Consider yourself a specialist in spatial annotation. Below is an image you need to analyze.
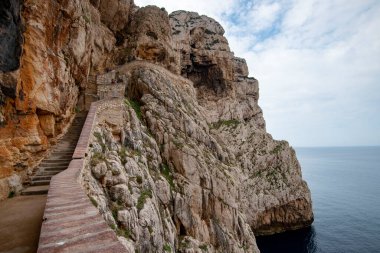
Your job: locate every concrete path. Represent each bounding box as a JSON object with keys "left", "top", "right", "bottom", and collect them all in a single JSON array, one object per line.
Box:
[
  {"left": 0, "top": 113, "right": 87, "bottom": 253},
  {"left": 0, "top": 195, "right": 47, "bottom": 253}
]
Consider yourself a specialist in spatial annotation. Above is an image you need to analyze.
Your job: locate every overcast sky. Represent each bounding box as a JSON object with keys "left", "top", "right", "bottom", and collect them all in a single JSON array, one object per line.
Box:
[{"left": 135, "top": 0, "right": 380, "bottom": 147}]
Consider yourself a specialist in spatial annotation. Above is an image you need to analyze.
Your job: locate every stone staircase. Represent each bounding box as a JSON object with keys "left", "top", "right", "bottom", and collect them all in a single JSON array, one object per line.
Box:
[{"left": 21, "top": 113, "right": 87, "bottom": 196}]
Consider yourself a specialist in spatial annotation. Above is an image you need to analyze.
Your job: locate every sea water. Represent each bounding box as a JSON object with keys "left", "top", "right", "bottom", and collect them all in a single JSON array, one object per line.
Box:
[{"left": 256, "top": 146, "right": 380, "bottom": 253}]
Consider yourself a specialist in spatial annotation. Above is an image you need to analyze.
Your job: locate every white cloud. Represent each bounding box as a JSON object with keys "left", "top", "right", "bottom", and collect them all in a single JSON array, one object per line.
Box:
[
  {"left": 134, "top": 0, "right": 380, "bottom": 146},
  {"left": 248, "top": 2, "right": 281, "bottom": 31}
]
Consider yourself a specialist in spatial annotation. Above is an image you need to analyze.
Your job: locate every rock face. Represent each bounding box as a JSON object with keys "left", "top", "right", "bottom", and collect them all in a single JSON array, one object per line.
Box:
[
  {"left": 0, "top": 0, "right": 134, "bottom": 199},
  {"left": 0, "top": 0, "right": 22, "bottom": 72},
  {"left": 83, "top": 59, "right": 313, "bottom": 252},
  {"left": 0, "top": 0, "right": 313, "bottom": 252}
]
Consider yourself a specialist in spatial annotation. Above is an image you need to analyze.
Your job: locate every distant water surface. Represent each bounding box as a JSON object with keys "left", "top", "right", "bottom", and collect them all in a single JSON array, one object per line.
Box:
[{"left": 256, "top": 146, "right": 380, "bottom": 253}]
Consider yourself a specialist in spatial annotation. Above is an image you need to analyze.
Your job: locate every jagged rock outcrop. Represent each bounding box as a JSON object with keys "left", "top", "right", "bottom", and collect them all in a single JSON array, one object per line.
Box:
[
  {"left": 84, "top": 57, "right": 313, "bottom": 252},
  {"left": 170, "top": 11, "right": 264, "bottom": 127},
  {"left": 0, "top": 1, "right": 313, "bottom": 252},
  {"left": 119, "top": 6, "right": 180, "bottom": 74}
]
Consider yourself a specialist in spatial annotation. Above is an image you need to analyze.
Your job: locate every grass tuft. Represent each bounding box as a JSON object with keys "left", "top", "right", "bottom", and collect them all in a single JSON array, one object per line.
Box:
[
  {"left": 161, "top": 163, "right": 174, "bottom": 189},
  {"left": 125, "top": 98, "right": 143, "bottom": 120},
  {"left": 89, "top": 196, "right": 98, "bottom": 207},
  {"left": 199, "top": 244, "right": 208, "bottom": 252},
  {"left": 90, "top": 152, "right": 106, "bottom": 167},
  {"left": 163, "top": 244, "right": 171, "bottom": 252},
  {"left": 136, "top": 188, "right": 152, "bottom": 212},
  {"left": 211, "top": 119, "right": 240, "bottom": 129}
]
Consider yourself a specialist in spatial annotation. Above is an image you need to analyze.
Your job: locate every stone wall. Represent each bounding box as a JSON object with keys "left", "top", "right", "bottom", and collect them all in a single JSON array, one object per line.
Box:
[{"left": 98, "top": 84, "right": 126, "bottom": 100}]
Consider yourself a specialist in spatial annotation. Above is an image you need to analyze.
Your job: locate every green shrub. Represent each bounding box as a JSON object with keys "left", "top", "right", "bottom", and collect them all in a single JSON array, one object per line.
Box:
[
  {"left": 125, "top": 98, "right": 143, "bottom": 120},
  {"left": 83, "top": 15, "right": 91, "bottom": 23},
  {"left": 270, "top": 143, "right": 283, "bottom": 155},
  {"left": 89, "top": 196, "right": 98, "bottom": 207},
  {"left": 118, "top": 146, "right": 127, "bottom": 163},
  {"left": 116, "top": 228, "right": 131, "bottom": 239},
  {"left": 137, "top": 189, "right": 152, "bottom": 212},
  {"left": 90, "top": 152, "right": 106, "bottom": 166},
  {"left": 161, "top": 163, "right": 174, "bottom": 189},
  {"left": 199, "top": 244, "right": 208, "bottom": 252},
  {"left": 163, "top": 244, "right": 171, "bottom": 252},
  {"left": 211, "top": 119, "right": 240, "bottom": 129},
  {"left": 93, "top": 132, "right": 106, "bottom": 151},
  {"left": 110, "top": 201, "right": 124, "bottom": 221}
]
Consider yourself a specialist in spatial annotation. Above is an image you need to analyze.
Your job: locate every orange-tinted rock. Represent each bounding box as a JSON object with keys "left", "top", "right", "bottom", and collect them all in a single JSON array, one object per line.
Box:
[
  {"left": 0, "top": 0, "right": 125, "bottom": 200},
  {"left": 38, "top": 114, "right": 55, "bottom": 137}
]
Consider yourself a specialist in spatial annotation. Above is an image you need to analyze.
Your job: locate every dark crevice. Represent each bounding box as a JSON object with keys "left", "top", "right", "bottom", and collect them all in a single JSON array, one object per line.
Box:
[{"left": 0, "top": 0, "right": 23, "bottom": 72}]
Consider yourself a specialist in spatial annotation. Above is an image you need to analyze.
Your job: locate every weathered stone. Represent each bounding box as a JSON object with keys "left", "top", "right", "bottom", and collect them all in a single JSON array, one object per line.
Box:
[
  {"left": 38, "top": 114, "right": 55, "bottom": 137},
  {"left": 110, "top": 184, "right": 133, "bottom": 206},
  {"left": 0, "top": 0, "right": 121, "bottom": 199},
  {"left": 91, "top": 161, "right": 108, "bottom": 179},
  {"left": 123, "top": 6, "right": 180, "bottom": 73}
]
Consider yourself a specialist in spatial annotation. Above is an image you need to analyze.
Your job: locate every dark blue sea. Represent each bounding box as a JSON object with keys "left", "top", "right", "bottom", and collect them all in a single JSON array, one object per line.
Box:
[{"left": 256, "top": 146, "right": 380, "bottom": 253}]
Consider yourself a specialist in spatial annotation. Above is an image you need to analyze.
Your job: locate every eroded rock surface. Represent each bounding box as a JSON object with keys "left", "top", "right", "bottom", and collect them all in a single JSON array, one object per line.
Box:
[
  {"left": 0, "top": 0, "right": 132, "bottom": 199},
  {"left": 83, "top": 59, "right": 312, "bottom": 252},
  {"left": 1, "top": 1, "right": 313, "bottom": 252}
]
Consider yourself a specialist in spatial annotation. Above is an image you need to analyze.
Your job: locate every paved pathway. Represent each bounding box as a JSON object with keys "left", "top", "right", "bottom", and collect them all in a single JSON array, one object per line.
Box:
[
  {"left": 0, "top": 195, "right": 46, "bottom": 253},
  {"left": 0, "top": 113, "right": 86, "bottom": 252}
]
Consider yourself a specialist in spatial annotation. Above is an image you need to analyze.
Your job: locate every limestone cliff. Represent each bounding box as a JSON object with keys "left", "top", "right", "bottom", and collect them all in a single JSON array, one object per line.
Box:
[
  {"left": 0, "top": 0, "right": 134, "bottom": 199},
  {"left": 0, "top": 1, "right": 313, "bottom": 252}
]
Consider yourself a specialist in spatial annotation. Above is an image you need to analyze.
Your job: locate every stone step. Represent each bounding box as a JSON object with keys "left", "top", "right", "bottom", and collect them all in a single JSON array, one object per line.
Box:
[
  {"left": 49, "top": 154, "right": 73, "bottom": 158},
  {"left": 53, "top": 147, "right": 76, "bottom": 151},
  {"left": 55, "top": 141, "right": 78, "bottom": 144},
  {"left": 60, "top": 136, "right": 80, "bottom": 139},
  {"left": 36, "top": 170, "right": 62, "bottom": 176},
  {"left": 39, "top": 162, "right": 70, "bottom": 168},
  {"left": 42, "top": 168, "right": 67, "bottom": 173},
  {"left": 50, "top": 153, "right": 73, "bottom": 157},
  {"left": 59, "top": 135, "right": 81, "bottom": 139},
  {"left": 39, "top": 164, "right": 68, "bottom": 169},
  {"left": 34, "top": 167, "right": 65, "bottom": 174},
  {"left": 53, "top": 147, "right": 77, "bottom": 150},
  {"left": 50, "top": 150, "right": 75, "bottom": 154},
  {"left": 53, "top": 148, "right": 76, "bottom": 152},
  {"left": 52, "top": 150, "right": 75, "bottom": 155},
  {"left": 23, "top": 113, "right": 87, "bottom": 193},
  {"left": 42, "top": 159, "right": 72, "bottom": 163},
  {"left": 30, "top": 180, "right": 50, "bottom": 186},
  {"left": 31, "top": 175, "right": 53, "bottom": 181},
  {"left": 55, "top": 142, "right": 78, "bottom": 145},
  {"left": 49, "top": 154, "right": 74, "bottom": 158},
  {"left": 21, "top": 185, "right": 49, "bottom": 195}
]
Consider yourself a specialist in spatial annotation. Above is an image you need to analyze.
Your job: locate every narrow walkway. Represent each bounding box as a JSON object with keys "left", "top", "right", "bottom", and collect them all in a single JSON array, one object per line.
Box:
[
  {"left": 22, "top": 114, "right": 87, "bottom": 195},
  {"left": 0, "top": 113, "right": 87, "bottom": 253},
  {"left": 0, "top": 195, "right": 46, "bottom": 253}
]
